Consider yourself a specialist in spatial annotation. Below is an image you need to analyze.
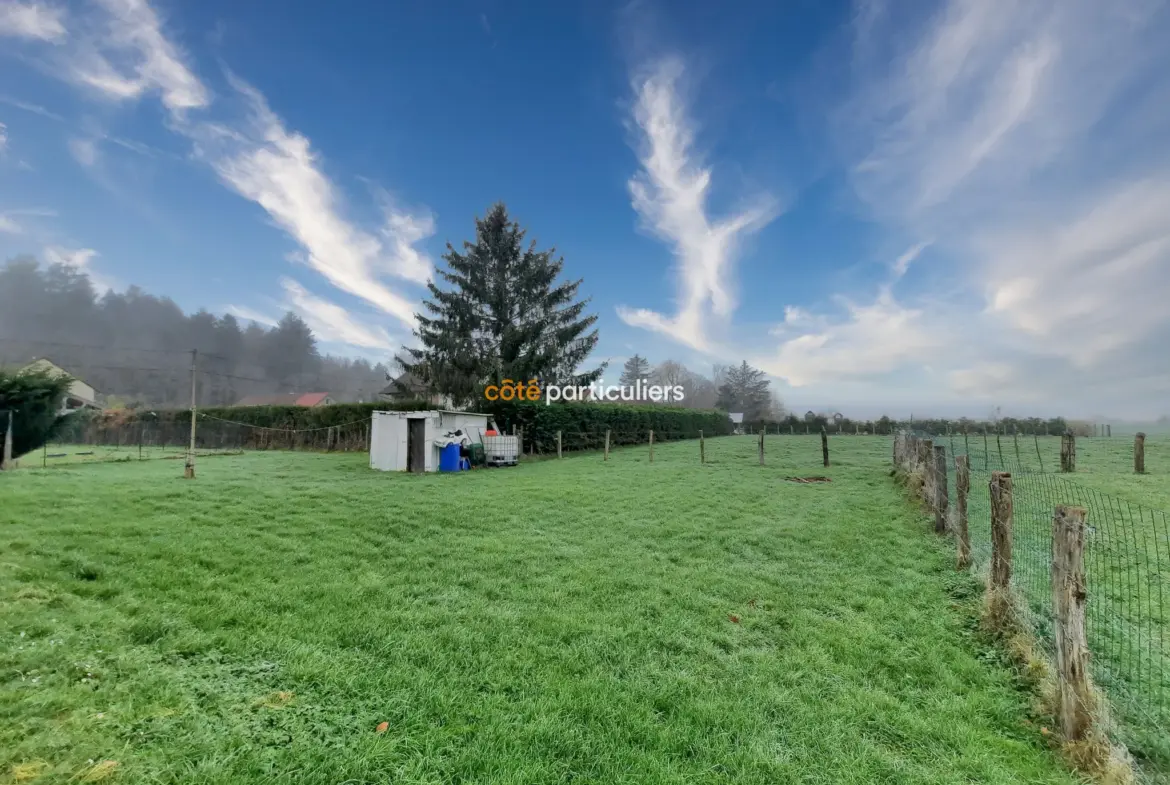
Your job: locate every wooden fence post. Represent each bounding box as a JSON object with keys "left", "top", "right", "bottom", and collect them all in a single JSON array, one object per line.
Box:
[
  {"left": 821, "top": 428, "right": 830, "bottom": 468},
  {"left": 556, "top": 430, "right": 562, "bottom": 459},
  {"left": 933, "top": 445, "right": 948, "bottom": 534},
  {"left": 920, "top": 439, "right": 933, "bottom": 504},
  {"left": 700, "top": 430, "right": 705, "bottom": 464},
  {"left": 988, "top": 472, "right": 1014, "bottom": 628},
  {"left": 604, "top": 429, "right": 610, "bottom": 461},
  {"left": 1106, "top": 424, "right": 1111, "bottom": 438},
  {"left": 1134, "top": 432, "right": 1145, "bottom": 474},
  {"left": 649, "top": 429, "right": 654, "bottom": 463},
  {"left": 955, "top": 456, "right": 971, "bottom": 569},
  {"left": 1052, "top": 505, "right": 1093, "bottom": 743},
  {"left": 1060, "top": 431, "right": 1076, "bottom": 472},
  {"left": 758, "top": 430, "right": 765, "bottom": 466}
]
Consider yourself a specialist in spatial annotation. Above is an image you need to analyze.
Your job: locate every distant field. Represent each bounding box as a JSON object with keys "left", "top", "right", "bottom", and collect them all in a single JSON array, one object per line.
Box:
[
  {"left": 0, "top": 437, "right": 1086, "bottom": 784},
  {"left": 924, "top": 431, "right": 1170, "bottom": 507}
]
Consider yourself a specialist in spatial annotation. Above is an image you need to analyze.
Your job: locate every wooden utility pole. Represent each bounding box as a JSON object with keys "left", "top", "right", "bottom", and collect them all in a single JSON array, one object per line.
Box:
[
  {"left": 821, "top": 428, "right": 829, "bottom": 468},
  {"left": 1052, "top": 505, "right": 1093, "bottom": 743},
  {"left": 933, "top": 445, "right": 948, "bottom": 534},
  {"left": 1134, "top": 432, "right": 1146, "bottom": 474},
  {"left": 955, "top": 456, "right": 971, "bottom": 569},
  {"left": 604, "top": 429, "right": 610, "bottom": 461},
  {"left": 184, "top": 349, "right": 198, "bottom": 479},
  {"left": 648, "top": 429, "right": 654, "bottom": 463},
  {"left": 556, "top": 430, "right": 562, "bottom": 459},
  {"left": 758, "top": 430, "right": 765, "bottom": 465},
  {"left": 700, "top": 430, "right": 705, "bottom": 463}
]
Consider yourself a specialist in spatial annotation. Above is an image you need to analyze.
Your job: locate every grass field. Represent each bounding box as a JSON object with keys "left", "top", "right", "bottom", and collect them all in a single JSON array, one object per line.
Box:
[
  {"left": 14, "top": 443, "right": 242, "bottom": 469},
  {"left": 1, "top": 436, "right": 1089, "bottom": 784}
]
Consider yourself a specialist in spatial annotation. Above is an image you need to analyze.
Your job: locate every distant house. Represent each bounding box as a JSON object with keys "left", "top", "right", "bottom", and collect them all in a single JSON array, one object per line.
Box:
[
  {"left": 234, "top": 392, "right": 335, "bottom": 407},
  {"left": 379, "top": 371, "right": 452, "bottom": 408},
  {"left": 20, "top": 359, "right": 100, "bottom": 414}
]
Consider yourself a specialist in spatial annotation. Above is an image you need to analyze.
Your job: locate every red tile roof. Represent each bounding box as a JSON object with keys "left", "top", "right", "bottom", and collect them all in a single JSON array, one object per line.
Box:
[
  {"left": 295, "top": 392, "right": 331, "bottom": 407},
  {"left": 235, "top": 393, "right": 331, "bottom": 407}
]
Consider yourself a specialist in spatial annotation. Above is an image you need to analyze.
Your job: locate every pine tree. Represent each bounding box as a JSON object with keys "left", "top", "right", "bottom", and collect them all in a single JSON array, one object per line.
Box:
[
  {"left": 398, "top": 203, "right": 604, "bottom": 405},
  {"left": 619, "top": 354, "right": 651, "bottom": 387},
  {"left": 715, "top": 361, "right": 773, "bottom": 421}
]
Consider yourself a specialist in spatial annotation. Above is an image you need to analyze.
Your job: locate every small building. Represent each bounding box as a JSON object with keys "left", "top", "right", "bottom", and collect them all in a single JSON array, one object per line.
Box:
[
  {"left": 20, "top": 359, "right": 100, "bottom": 414},
  {"left": 235, "top": 392, "right": 335, "bottom": 407},
  {"left": 379, "top": 371, "right": 452, "bottom": 409},
  {"left": 369, "top": 409, "right": 489, "bottom": 473}
]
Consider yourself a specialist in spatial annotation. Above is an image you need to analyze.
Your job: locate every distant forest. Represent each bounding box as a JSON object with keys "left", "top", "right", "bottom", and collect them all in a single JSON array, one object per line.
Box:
[{"left": 0, "top": 257, "right": 394, "bottom": 407}]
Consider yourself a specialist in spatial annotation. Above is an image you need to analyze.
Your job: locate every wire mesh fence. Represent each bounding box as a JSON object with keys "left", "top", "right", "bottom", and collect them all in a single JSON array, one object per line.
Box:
[{"left": 896, "top": 431, "right": 1169, "bottom": 772}]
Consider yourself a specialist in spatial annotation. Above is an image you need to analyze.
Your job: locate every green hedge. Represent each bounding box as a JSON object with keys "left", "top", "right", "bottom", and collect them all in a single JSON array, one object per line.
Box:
[
  {"left": 57, "top": 400, "right": 732, "bottom": 454},
  {"left": 484, "top": 401, "right": 732, "bottom": 454}
]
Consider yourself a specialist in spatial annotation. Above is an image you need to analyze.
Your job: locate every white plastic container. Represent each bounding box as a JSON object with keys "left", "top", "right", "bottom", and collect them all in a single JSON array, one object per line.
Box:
[{"left": 483, "top": 435, "right": 519, "bottom": 466}]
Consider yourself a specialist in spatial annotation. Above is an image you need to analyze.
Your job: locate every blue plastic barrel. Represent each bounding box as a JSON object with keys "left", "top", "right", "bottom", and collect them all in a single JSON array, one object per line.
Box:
[{"left": 439, "top": 443, "right": 462, "bottom": 472}]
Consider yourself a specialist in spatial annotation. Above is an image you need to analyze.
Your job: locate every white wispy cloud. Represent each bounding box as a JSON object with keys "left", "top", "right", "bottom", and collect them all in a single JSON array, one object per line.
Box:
[
  {"left": 759, "top": 288, "right": 945, "bottom": 387},
  {"left": 0, "top": 94, "right": 64, "bottom": 120},
  {"left": 67, "top": 0, "right": 209, "bottom": 115},
  {"left": 0, "top": 213, "right": 22, "bottom": 234},
  {"left": 280, "top": 278, "right": 397, "bottom": 350},
  {"left": 763, "top": 0, "right": 1170, "bottom": 414},
  {"left": 0, "top": 121, "right": 7, "bottom": 153},
  {"left": 191, "top": 73, "right": 432, "bottom": 329},
  {"left": 892, "top": 240, "right": 930, "bottom": 278},
  {"left": 225, "top": 304, "right": 278, "bottom": 327},
  {"left": 617, "top": 57, "right": 778, "bottom": 353},
  {"left": 43, "top": 244, "right": 97, "bottom": 268},
  {"left": 0, "top": 0, "right": 65, "bottom": 41},
  {"left": 6, "top": 0, "right": 432, "bottom": 340},
  {"left": 67, "top": 136, "right": 98, "bottom": 167}
]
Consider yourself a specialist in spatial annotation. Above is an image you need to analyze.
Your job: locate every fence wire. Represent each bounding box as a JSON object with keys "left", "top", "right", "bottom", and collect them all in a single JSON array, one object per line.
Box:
[
  {"left": 897, "top": 431, "right": 1169, "bottom": 771},
  {"left": 28, "top": 416, "right": 748, "bottom": 468}
]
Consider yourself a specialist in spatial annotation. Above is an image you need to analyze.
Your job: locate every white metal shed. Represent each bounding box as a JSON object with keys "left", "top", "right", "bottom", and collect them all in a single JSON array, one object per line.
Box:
[{"left": 369, "top": 409, "right": 490, "bottom": 472}]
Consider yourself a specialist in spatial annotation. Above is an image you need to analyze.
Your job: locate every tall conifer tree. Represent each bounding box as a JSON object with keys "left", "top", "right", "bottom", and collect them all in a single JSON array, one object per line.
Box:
[{"left": 398, "top": 203, "right": 604, "bottom": 405}]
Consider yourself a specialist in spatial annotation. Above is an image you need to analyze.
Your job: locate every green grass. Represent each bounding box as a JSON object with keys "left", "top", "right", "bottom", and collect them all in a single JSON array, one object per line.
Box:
[
  {"left": 1, "top": 437, "right": 1079, "bottom": 784},
  {"left": 15, "top": 444, "right": 241, "bottom": 469}
]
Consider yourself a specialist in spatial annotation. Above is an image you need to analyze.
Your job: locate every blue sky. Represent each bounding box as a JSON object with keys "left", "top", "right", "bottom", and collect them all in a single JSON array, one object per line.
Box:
[{"left": 2, "top": 0, "right": 1169, "bottom": 418}]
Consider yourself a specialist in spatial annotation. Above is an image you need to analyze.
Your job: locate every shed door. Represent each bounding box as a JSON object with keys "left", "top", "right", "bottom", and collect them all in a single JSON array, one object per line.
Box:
[{"left": 407, "top": 418, "right": 426, "bottom": 473}]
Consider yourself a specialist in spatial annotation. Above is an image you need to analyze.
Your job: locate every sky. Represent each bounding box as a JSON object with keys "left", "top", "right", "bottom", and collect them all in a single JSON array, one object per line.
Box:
[{"left": 2, "top": 0, "right": 1169, "bottom": 419}]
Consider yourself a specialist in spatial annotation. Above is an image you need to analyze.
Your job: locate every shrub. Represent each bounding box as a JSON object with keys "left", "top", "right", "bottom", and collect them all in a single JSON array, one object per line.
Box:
[{"left": 0, "top": 367, "right": 75, "bottom": 462}]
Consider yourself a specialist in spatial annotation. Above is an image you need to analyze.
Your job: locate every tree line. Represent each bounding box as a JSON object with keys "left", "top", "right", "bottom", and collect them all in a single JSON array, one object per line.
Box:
[{"left": 0, "top": 258, "right": 392, "bottom": 407}]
